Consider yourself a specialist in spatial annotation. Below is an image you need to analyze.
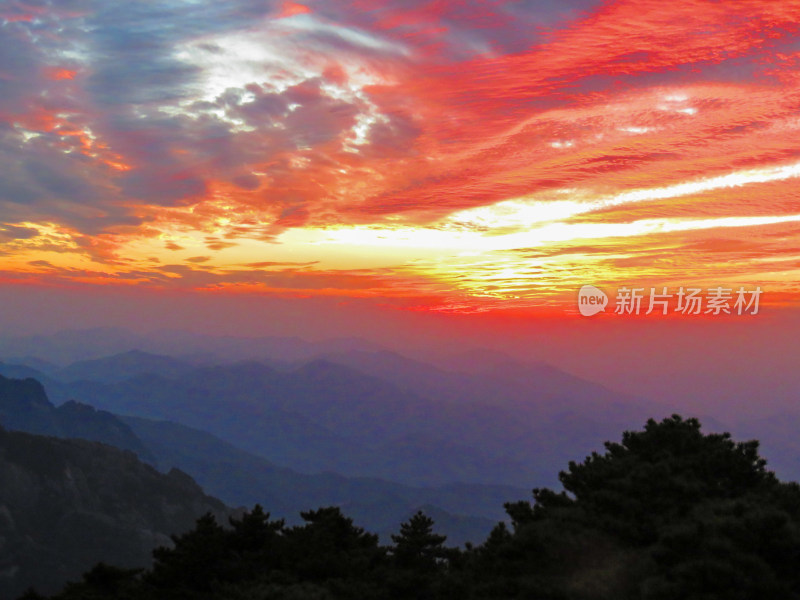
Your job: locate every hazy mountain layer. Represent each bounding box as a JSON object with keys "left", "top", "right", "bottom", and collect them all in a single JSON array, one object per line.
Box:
[
  {"left": 21, "top": 350, "right": 655, "bottom": 488},
  {"left": 0, "top": 372, "right": 522, "bottom": 550}
]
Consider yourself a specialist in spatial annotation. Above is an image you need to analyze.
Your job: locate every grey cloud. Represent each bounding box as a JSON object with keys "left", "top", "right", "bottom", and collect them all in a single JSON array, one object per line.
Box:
[
  {"left": 1, "top": 224, "right": 39, "bottom": 240},
  {"left": 28, "top": 260, "right": 54, "bottom": 268},
  {"left": 82, "top": 1, "right": 256, "bottom": 106},
  {"left": 0, "top": 124, "right": 140, "bottom": 233}
]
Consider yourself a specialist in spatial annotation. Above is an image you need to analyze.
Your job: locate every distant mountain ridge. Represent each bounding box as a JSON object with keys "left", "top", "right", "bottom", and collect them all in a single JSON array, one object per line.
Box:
[
  {"left": 0, "top": 328, "right": 385, "bottom": 367},
  {"left": 1, "top": 347, "right": 659, "bottom": 489},
  {"left": 318, "top": 347, "right": 645, "bottom": 415},
  {"left": 0, "top": 374, "right": 153, "bottom": 462},
  {"left": 65, "top": 361, "right": 538, "bottom": 485},
  {"left": 54, "top": 350, "right": 195, "bottom": 383}
]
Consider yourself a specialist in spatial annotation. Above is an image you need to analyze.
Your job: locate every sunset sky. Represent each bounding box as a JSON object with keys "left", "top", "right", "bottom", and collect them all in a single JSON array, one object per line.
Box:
[{"left": 2, "top": 0, "right": 800, "bottom": 323}]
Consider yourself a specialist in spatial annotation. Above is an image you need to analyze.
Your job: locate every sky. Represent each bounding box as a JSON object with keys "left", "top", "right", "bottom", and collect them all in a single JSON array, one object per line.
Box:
[{"left": 1, "top": 0, "right": 800, "bottom": 334}]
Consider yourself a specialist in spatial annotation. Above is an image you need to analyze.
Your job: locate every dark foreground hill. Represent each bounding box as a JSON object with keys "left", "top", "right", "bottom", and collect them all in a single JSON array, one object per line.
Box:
[{"left": 0, "top": 428, "right": 230, "bottom": 599}]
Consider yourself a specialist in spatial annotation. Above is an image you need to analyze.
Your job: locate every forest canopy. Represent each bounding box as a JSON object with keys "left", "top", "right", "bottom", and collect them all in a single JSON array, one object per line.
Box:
[{"left": 26, "top": 415, "right": 800, "bottom": 600}]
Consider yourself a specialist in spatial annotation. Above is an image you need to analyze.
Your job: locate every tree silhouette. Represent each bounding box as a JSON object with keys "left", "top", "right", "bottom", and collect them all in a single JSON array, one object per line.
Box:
[
  {"left": 467, "top": 415, "right": 800, "bottom": 599},
  {"left": 27, "top": 415, "right": 800, "bottom": 600},
  {"left": 146, "top": 512, "right": 230, "bottom": 597},
  {"left": 387, "top": 511, "right": 451, "bottom": 599},
  {"left": 225, "top": 504, "right": 285, "bottom": 580},
  {"left": 391, "top": 511, "right": 448, "bottom": 571}
]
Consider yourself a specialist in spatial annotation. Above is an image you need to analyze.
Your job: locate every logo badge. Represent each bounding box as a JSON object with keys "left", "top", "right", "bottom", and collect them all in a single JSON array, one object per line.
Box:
[{"left": 578, "top": 285, "right": 608, "bottom": 316}]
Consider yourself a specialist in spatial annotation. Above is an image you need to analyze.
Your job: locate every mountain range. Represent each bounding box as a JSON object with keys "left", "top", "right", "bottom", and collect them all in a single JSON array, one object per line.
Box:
[
  {"left": 0, "top": 372, "right": 518, "bottom": 544},
  {"left": 3, "top": 346, "right": 658, "bottom": 489}
]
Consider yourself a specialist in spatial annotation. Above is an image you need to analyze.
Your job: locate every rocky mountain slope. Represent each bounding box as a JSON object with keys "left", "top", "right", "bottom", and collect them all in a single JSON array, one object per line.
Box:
[{"left": 0, "top": 427, "right": 230, "bottom": 599}]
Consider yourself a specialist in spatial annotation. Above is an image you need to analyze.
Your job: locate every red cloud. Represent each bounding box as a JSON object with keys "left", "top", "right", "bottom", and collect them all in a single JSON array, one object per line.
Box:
[
  {"left": 45, "top": 67, "right": 77, "bottom": 80},
  {"left": 277, "top": 2, "right": 312, "bottom": 18}
]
